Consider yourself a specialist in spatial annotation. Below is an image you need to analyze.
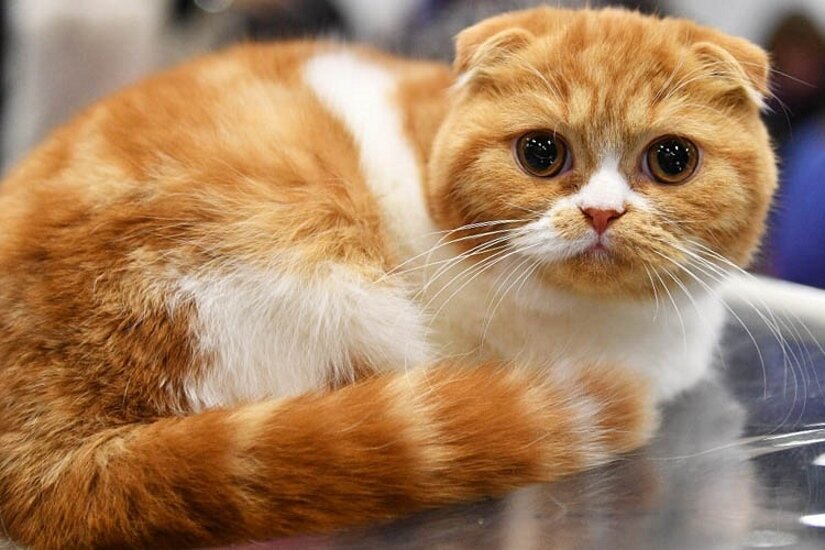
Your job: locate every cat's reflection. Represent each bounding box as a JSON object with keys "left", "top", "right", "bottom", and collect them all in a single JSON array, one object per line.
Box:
[{"left": 323, "top": 379, "right": 755, "bottom": 550}]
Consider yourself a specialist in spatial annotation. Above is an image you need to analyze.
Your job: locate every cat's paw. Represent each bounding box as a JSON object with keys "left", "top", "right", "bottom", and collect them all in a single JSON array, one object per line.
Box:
[
  {"left": 571, "top": 364, "right": 659, "bottom": 457},
  {"left": 506, "top": 362, "right": 657, "bottom": 475}
]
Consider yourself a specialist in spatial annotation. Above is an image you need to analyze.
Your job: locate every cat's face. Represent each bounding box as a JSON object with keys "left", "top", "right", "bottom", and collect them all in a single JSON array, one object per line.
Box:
[{"left": 428, "top": 8, "right": 777, "bottom": 298}]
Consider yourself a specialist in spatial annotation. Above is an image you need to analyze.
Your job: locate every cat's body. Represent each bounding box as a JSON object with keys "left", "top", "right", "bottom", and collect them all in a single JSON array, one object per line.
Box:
[{"left": 0, "top": 8, "right": 775, "bottom": 549}]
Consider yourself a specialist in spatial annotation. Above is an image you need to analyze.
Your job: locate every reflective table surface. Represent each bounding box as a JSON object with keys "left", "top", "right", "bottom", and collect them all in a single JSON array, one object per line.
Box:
[{"left": 252, "top": 311, "right": 825, "bottom": 550}]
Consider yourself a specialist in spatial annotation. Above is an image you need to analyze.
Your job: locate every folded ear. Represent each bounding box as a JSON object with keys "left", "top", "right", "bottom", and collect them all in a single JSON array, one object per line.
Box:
[
  {"left": 453, "top": 8, "right": 566, "bottom": 87},
  {"left": 691, "top": 36, "right": 771, "bottom": 108},
  {"left": 454, "top": 26, "right": 535, "bottom": 76}
]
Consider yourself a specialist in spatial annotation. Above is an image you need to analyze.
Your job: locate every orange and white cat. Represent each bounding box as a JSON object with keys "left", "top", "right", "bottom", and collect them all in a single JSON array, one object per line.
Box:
[{"left": 0, "top": 7, "right": 776, "bottom": 549}]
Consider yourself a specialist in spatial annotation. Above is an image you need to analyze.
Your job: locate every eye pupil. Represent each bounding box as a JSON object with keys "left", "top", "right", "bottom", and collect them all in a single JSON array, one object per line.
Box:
[
  {"left": 646, "top": 136, "right": 699, "bottom": 184},
  {"left": 523, "top": 135, "right": 558, "bottom": 170},
  {"left": 655, "top": 139, "right": 691, "bottom": 175},
  {"left": 516, "top": 132, "right": 568, "bottom": 178}
]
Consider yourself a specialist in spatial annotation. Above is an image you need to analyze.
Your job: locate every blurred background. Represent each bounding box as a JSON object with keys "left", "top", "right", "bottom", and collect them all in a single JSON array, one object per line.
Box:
[{"left": 1, "top": 0, "right": 824, "bottom": 289}]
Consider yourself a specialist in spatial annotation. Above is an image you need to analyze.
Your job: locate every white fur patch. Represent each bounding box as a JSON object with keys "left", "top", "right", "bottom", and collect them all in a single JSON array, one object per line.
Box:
[
  {"left": 494, "top": 273, "right": 727, "bottom": 402},
  {"left": 573, "top": 154, "right": 648, "bottom": 212},
  {"left": 178, "top": 265, "right": 432, "bottom": 411},
  {"left": 304, "top": 51, "right": 434, "bottom": 254},
  {"left": 509, "top": 204, "right": 593, "bottom": 262}
]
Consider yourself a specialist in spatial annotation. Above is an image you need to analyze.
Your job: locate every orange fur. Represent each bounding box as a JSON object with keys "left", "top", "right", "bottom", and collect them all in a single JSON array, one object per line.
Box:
[{"left": 0, "top": 7, "right": 776, "bottom": 548}]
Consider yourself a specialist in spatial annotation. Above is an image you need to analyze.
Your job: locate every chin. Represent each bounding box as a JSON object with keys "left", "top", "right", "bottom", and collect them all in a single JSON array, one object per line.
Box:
[{"left": 533, "top": 249, "right": 660, "bottom": 299}]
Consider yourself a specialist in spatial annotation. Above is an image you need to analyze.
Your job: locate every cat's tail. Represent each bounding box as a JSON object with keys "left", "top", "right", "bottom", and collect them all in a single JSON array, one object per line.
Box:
[{"left": 3, "top": 362, "right": 655, "bottom": 549}]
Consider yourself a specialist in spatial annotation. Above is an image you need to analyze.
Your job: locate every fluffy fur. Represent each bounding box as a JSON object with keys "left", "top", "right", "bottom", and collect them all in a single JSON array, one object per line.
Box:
[{"left": 0, "top": 7, "right": 775, "bottom": 548}]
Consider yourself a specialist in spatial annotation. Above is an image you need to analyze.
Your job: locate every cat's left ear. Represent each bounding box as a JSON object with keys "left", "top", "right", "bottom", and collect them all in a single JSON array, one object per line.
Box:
[
  {"left": 455, "top": 27, "right": 534, "bottom": 75},
  {"left": 691, "top": 36, "right": 771, "bottom": 108},
  {"left": 453, "top": 16, "right": 535, "bottom": 87}
]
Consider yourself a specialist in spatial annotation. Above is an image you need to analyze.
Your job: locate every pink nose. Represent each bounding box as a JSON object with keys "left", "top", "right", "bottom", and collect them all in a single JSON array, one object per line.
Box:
[{"left": 581, "top": 207, "right": 625, "bottom": 235}]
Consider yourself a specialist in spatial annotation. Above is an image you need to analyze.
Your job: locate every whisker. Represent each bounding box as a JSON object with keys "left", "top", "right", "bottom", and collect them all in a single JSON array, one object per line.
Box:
[
  {"left": 424, "top": 243, "right": 542, "bottom": 324},
  {"left": 379, "top": 227, "right": 520, "bottom": 281},
  {"left": 683, "top": 239, "right": 823, "bottom": 411},
  {"left": 418, "top": 243, "right": 517, "bottom": 309},
  {"left": 645, "top": 241, "right": 804, "bottom": 421},
  {"left": 421, "top": 234, "right": 515, "bottom": 294},
  {"left": 504, "top": 201, "right": 547, "bottom": 217},
  {"left": 481, "top": 255, "right": 540, "bottom": 345},
  {"left": 649, "top": 264, "right": 688, "bottom": 352},
  {"left": 646, "top": 242, "right": 772, "bottom": 394},
  {"left": 423, "top": 219, "right": 525, "bottom": 237},
  {"left": 643, "top": 264, "right": 662, "bottom": 321}
]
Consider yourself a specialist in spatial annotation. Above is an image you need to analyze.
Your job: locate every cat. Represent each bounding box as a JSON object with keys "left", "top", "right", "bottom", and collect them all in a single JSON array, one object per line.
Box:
[{"left": 0, "top": 6, "right": 776, "bottom": 549}]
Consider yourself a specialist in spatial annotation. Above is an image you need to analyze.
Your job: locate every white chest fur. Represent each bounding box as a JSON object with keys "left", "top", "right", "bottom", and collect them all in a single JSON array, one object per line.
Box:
[{"left": 443, "top": 268, "right": 725, "bottom": 401}]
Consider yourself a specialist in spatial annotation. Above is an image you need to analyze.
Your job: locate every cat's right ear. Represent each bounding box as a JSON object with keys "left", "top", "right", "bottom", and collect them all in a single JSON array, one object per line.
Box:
[
  {"left": 454, "top": 26, "right": 535, "bottom": 86},
  {"left": 691, "top": 37, "right": 771, "bottom": 109}
]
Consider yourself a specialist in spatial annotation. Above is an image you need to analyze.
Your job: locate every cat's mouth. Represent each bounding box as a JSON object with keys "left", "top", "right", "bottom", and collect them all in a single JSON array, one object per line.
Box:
[
  {"left": 580, "top": 233, "right": 616, "bottom": 259},
  {"left": 585, "top": 241, "right": 609, "bottom": 255},
  {"left": 568, "top": 231, "right": 653, "bottom": 270}
]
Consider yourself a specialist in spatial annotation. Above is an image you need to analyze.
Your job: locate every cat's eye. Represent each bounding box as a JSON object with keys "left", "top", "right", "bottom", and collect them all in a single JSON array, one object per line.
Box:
[
  {"left": 644, "top": 136, "right": 700, "bottom": 184},
  {"left": 515, "top": 131, "right": 569, "bottom": 178}
]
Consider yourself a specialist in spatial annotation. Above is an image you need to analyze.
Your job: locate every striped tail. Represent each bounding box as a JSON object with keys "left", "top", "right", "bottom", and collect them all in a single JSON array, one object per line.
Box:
[{"left": 2, "top": 361, "right": 655, "bottom": 549}]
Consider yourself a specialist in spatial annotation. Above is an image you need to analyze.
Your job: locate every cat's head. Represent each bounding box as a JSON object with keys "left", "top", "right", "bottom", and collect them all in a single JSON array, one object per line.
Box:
[{"left": 428, "top": 8, "right": 777, "bottom": 298}]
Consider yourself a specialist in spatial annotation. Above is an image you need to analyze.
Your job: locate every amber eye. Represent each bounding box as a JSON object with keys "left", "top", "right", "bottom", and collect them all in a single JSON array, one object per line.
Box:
[
  {"left": 515, "top": 131, "right": 568, "bottom": 178},
  {"left": 645, "top": 136, "right": 700, "bottom": 184}
]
